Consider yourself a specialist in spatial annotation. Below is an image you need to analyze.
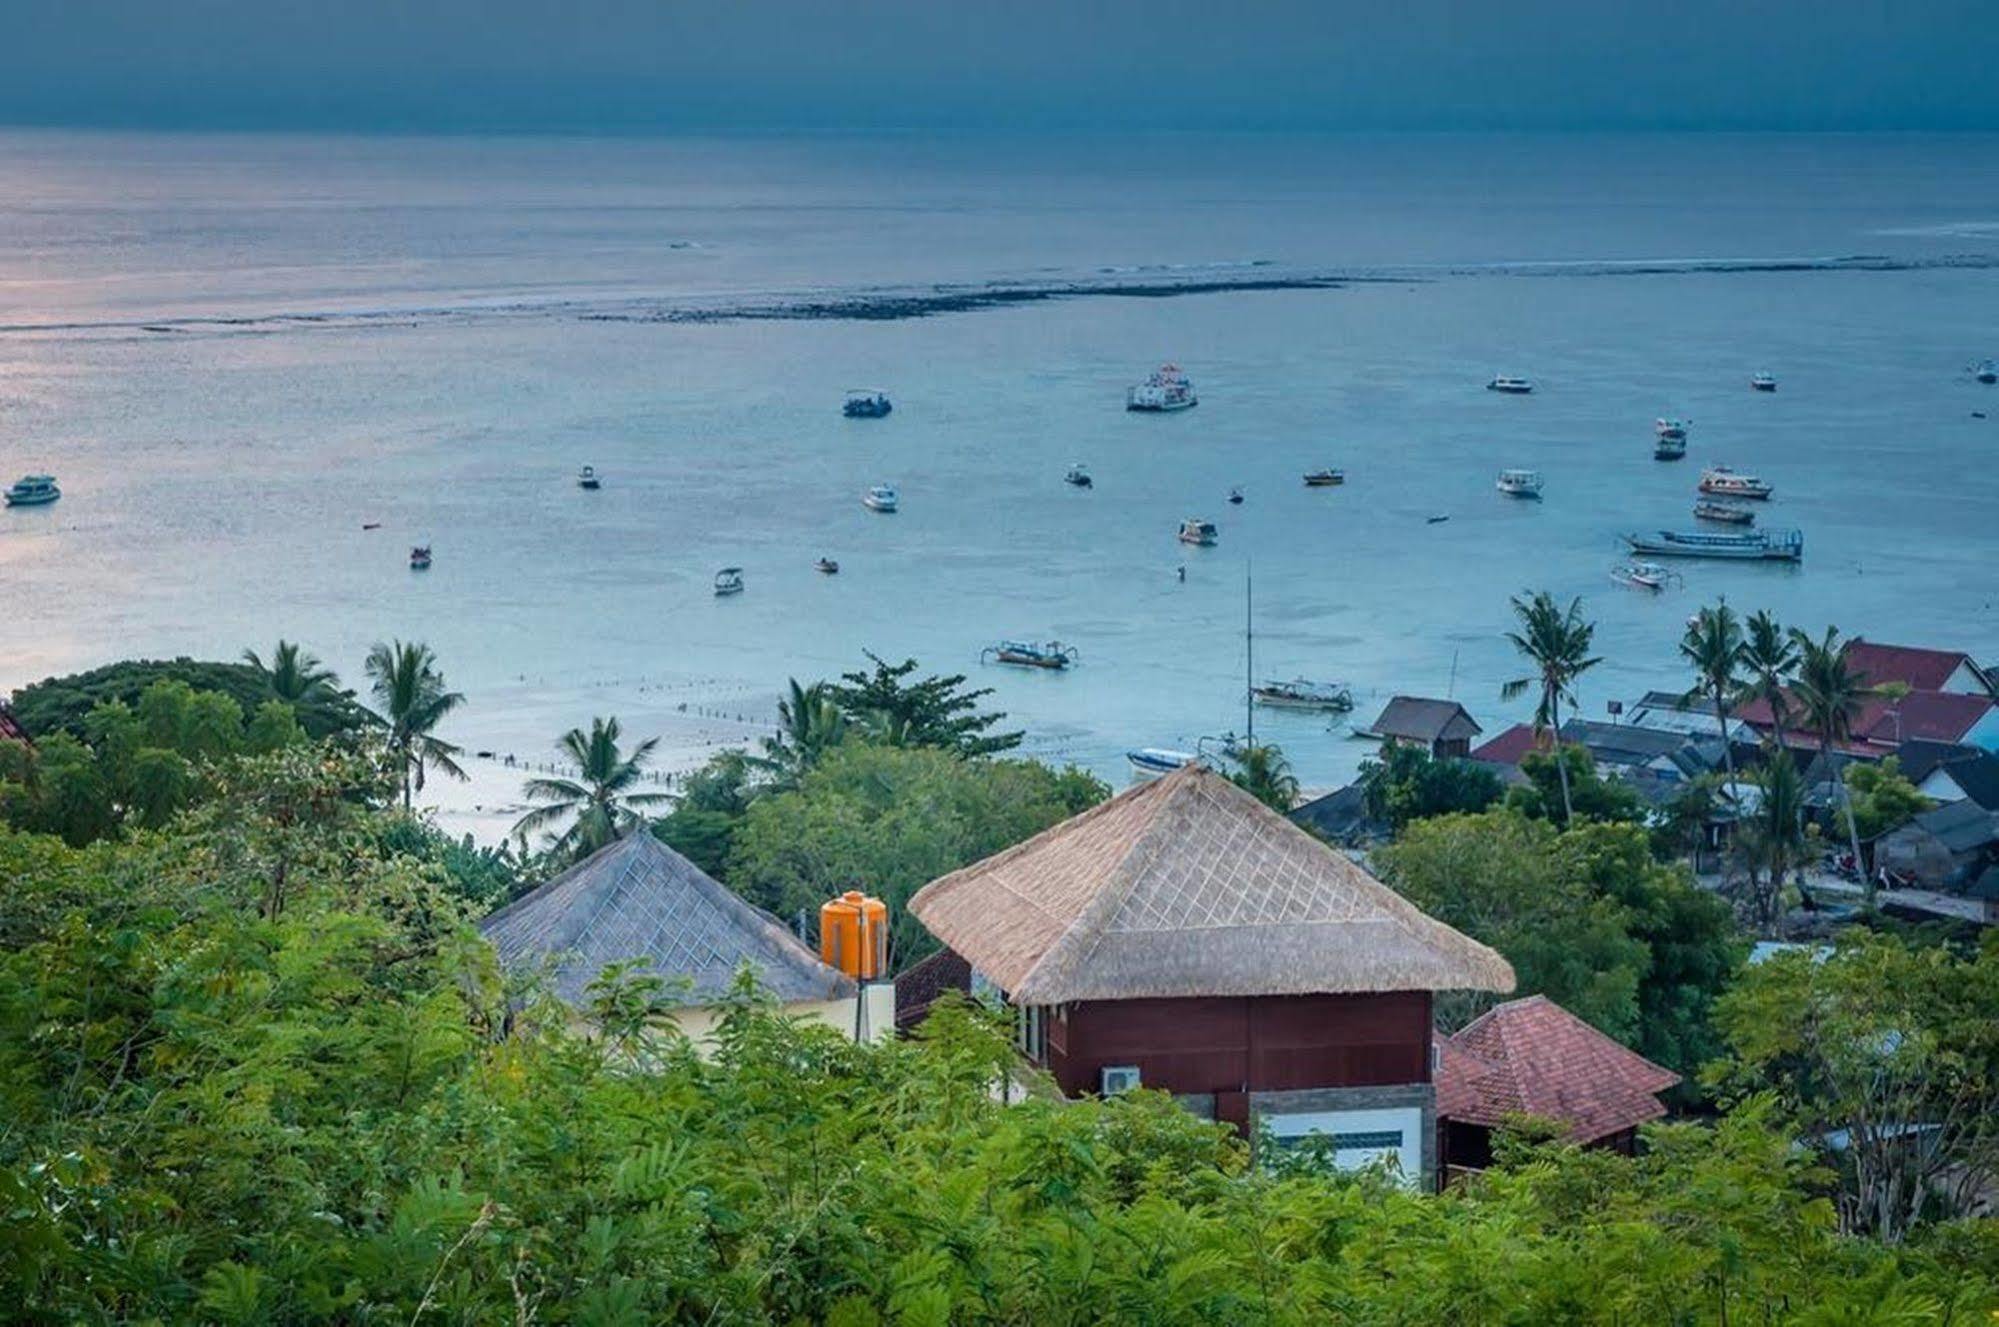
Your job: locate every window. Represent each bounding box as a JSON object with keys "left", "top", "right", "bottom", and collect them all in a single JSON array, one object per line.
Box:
[{"left": 1016, "top": 1004, "right": 1048, "bottom": 1062}]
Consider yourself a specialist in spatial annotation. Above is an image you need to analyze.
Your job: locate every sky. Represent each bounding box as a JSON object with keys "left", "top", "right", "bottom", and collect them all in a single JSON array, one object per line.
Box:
[{"left": 1, "top": 0, "right": 1995, "bottom": 133}]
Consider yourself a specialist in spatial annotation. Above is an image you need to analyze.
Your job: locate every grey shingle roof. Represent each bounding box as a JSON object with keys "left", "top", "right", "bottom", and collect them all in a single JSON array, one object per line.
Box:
[
  {"left": 1363, "top": 696, "right": 1482, "bottom": 745},
  {"left": 1913, "top": 799, "right": 1999, "bottom": 857},
  {"left": 478, "top": 832, "right": 855, "bottom": 1006}
]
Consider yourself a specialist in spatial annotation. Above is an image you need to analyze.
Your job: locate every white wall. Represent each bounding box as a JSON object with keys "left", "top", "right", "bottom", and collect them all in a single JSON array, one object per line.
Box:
[{"left": 1262, "top": 1105, "right": 1425, "bottom": 1185}]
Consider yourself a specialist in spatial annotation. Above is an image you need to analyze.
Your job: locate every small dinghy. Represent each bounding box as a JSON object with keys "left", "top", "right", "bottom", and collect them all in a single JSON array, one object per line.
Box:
[
  {"left": 1487, "top": 375, "right": 1534, "bottom": 394},
  {"left": 1750, "top": 372, "right": 1778, "bottom": 392},
  {"left": 1426, "top": 513, "right": 1451, "bottom": 525},
  {"left": 862, "top": 484, "right": 899, "bottom": 513},
  {"left": 1064, "top": 463, "right": 1093, "bottom": 488},
  {"left": 1227, "top": 487, "right": 1244, "bottom": 505},
  {"left": 1611, "top": 560, "right": 1680, "bottom": 591},
  {"left": 577, "top": 465, "right": 602, "bottom": 490},
  {"left": 409, "top": 545, "right": 433, "bottom": 571},
  {"left": 1126, "top": 747, "right": 1198, "bottom": 780},
  {"left": 814, "top": 557, "right": 840, "bottom": 575},
  {"left": 713, "top": 567, "right": 744, "bottom": 596}
]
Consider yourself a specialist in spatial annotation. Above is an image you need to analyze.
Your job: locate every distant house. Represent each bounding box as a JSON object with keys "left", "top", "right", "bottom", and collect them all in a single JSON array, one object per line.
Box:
[
  {"left": 1287, "top": 782, "right": 1384, "bottom": 845},
  {"left": 892, "top": 946, "right": 973, "bottom": 1033},
  {"left": 1896, "top": 741, "right": 1999, "bottom": 811},
  {"left": 1739, "top": 640, "right": 1999, "bottom": 760},
  {"left": 1434, "top": 995, "right": 1679, "bottom": 1181},
  {"left": 1359, "top": 697, "right": 1483, "bottom": 760},
  {"left": 479, "top": 832, "right": 894, "bottom": 1043},
  {"left": 1468, "top": 723, "right": 1544, "bottom": 768},
  {"left": 909, "top": 763, "right": 1514, "bottom": 1185},
  {"left": 1843, "top": 640, "right": 1994, "bottom": 698},
  {"left": 1875, "top": 800, "right": 1999, "bottom": 890}
]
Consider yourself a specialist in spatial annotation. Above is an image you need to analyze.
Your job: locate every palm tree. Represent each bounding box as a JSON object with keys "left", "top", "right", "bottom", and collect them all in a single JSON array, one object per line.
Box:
[
  {"left": 1738, "top": 753, "right": 1809, "bottom": 931},
  {"left": 756, "top": 679, "right": 848, "bottom": 788},
  {"left": 1788, "top": 626, "right": 1877, "bottom": 907},
  {"left": 1228, "top": 742, "right": 1300, "bottom": 812},
  {"left": 513, "top": 716, "right": 672, "bottom": 859},
  {"left": 362, "top": 640, "right": 467, "bottom": 810},
  {"left": 242, "top": 640, "right": 338, "bottom": 704},
  {"left": 1679, "top": 602, "right": 1744, "bottom": 799},
  {"left": 1737, "top": 610, "right": 1798, "bottom": 740},
  {"left": 1501, "top": 591, "right": 1601, "bottom": 825}
]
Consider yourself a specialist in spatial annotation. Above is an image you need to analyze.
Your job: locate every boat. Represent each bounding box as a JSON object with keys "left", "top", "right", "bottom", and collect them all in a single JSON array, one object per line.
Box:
[
  {"left": 1610, "top": 560, "right": 1679, "bottom": 591},
  {"left": 1496, "top": 468, "right": 1543, "bottom": 498},
  {"left": 1227, "top": 487, "right": 1244, "bottom": 505},
  {"left": 981, "top": 640, "right": 1079, "bottom": 670},
  {"left": 1177, "top": 517, "right": 1218, "bottom": 546},
  {"left": 1655, "top": 418, "right": 1689, "bottom": 441},
  {"left": 844, "top": 389, "right": 893, "bottom": 418},
  {"left": 1698, "top": 466, "right": 1773, "bottom": 499},
  {"left": 1126, "top": 363, "right": 1197, "bottom": 412},
  {"left": 1693, "top": 498, "right": 1756, "bottom": 525},
  {"left": 1252, "top": 678, "right": 1355, "bottom": 712},
  {"left": 1654, "top": 434, "right": 1687, "bottom": 461},
  {"left": 4, "top": 474, "right": 60, "bottom": 507},
  {"left": 862, "top": 484, "right": 899, "bottom": 513},
  {"left": 1126, "top": 747, "right": 1198, "bottom": 780},
  {"left": 409, "top": 545, "right": 432, "bottom": 570},
  {"left": 713, "top": 567, "right": 745, "bottom": 596},
  {"left": 1064, "top": 463, "right": 1093, "bottom": 488},
  {"left": 1302, "top": 469, "right": 1345, "bottom": 487},
  {"left": 1426, "top": 513, "right": 1451, "bottom": 525},
  {"left": 1487, "top": 375, "right": 1534, "bottom": 394},
  {"left": 577, "top": 465, "right": 601, "bottom": 490},
  {"left": 1976, "top": 360, "right": 1998, "bottom": 385},
  {"left": 814, "top": 557, "right": 840, "bottom": 574},
  {"left": 1622, "top": 528, "right": 1803, "bottom": 562},
  {"left": 1750, "top": 372, "right": 1778, "bottom": 392}
]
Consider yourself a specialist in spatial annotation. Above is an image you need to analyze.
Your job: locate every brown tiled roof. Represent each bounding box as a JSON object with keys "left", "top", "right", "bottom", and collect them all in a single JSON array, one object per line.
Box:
[
  {"left": 1845, "top": 640, "right": 1981, "bottom": 693},
  {"left": 908, "top": 763, "right": 1514, "bottom": 1005},
  {"left": 892, "top": 946, "right": 972, "bottom": 1031},
  {"left": 1435, "top": 995, "right": 1678, "bottom": 1144}
]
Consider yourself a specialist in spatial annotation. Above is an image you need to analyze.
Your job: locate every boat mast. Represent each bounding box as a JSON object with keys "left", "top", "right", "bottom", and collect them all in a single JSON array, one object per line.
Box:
[{"left": 1245, "top": 560, "right": 1255, "bottom": 748}]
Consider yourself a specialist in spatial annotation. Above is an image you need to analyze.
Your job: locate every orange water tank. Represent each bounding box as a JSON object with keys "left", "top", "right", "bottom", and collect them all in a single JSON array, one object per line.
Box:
[{"left": 820, "top": 891, "right": 888, "bottom": 980}]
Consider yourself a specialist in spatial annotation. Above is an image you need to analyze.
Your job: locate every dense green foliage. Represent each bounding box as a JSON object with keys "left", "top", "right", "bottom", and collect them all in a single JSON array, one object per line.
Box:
[
  {"left": 8, "top": 655, "right": 368, "bottom": 740},
  {"left": 724, "top": 742, "right": 1106, "bottom": 966},
  {"left": 1357, "top": 744, "right": 1502, "bottom": 830},
  {"left": 514, "top": 715, "right": 671, "bottom": 861},
  {"left": 825, "top": 653, "right": 1023, "bottom": 756},
  {"left": 1376, "top": 810, "right": 1741, "bottom": 1085},
  {"left": 1224, "top": 742, "right": 1299, "bottom": 811},
  {"left": 3, "top": 767, "right": 1994, "bottom": 1322},
  {"left": 1845, "top": 756, "right": 1931, "bottom": 845},
  {"left": 1503, "top": 744, "right": 1646, "bottom": 826}
]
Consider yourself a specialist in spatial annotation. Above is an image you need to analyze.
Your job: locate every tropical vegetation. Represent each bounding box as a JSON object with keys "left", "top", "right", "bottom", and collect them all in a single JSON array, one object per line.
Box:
[
  {"left": 1500, "top": 590, "right": 1601, "bottom": 824},
  {"left": 513, "top": 715, "right": 673, "bottom": 861}
]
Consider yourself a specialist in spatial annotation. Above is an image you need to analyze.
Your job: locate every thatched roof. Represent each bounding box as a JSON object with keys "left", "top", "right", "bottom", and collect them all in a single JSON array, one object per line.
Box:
[
  {"left": 908, "top": 763, "right": 1514, "bottom": 1004},
  {"left": 479, "top": 831, "right": 855, "bottom": 1006}
]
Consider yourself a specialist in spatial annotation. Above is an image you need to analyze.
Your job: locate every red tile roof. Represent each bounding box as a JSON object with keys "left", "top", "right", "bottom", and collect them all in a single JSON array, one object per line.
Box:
[
  {"left": 1435, "top": 995, "right": 1678, "bottom": 1144},
  {"left": 1845, "top": 640, "right": 1979, "bottom": 693},
  {"left": 1740, "top": 690, "right": 1994, "bottom": 756},
  {"left": 892, "top": 946, "right": 972, "bottom": 1031},
  {"left": 1469, "top": 723, "right": 1545, "bottom": 766}
]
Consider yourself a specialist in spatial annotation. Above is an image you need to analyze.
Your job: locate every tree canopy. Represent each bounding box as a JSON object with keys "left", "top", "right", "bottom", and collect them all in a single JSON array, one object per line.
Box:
[{"left": 8, "top": 655, "right": 369, "bottom": 740}]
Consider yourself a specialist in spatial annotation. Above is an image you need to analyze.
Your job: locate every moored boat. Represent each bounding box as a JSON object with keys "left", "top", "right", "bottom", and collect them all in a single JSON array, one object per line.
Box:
[
  {"left": 4, "top": 474, "right": 59, "bottom": 507},
  {"left": 1496, "top": 468, "right": 1543, "bottom": 498},
  {"left": 577, "top": 465, "right": 601, "bottom": 490},
  {"left": 409, "top": 545, "right": 432, "bottom": 570},
  {"left": 713, "top": 567, "right": 745, "bottom": 596},
  {"left": 1623, "top": 528, "right": 1802, "bottom": 562},
  {"left": 1177, "top": 517, "right": 1218, "bottom": 546},
  {"left": 1611, "top": 560, "right": 1679, "bottom": 591},
  {"left": 1126, "top": 363, "right": 1197, "bottom": 412},
  {"left": 1654, "top": 434, "right": 1687, "bottom": 461},
  {"left": 1227, "top": 487, "right": 1244, "bottom": 505},
  {"left": 1252, "top": 678, "right": 1355, "bottom": 712},
  {"left": 1302, "top": 468, "right": 1345, "bottom": 487},
  {"left": 1698, "top": 466, "right": 1773, "bottom": 499},
  {"left": 981, "top": 639, "right": 1079, "bottom": 670},
  {"left": 844, "top": 390, "right": 893, "bottom": 418},
  {"left": 1693, "top": 497, "right": 1756, "bottom": 525},
  {"left": 1487, "top": 375, "right": 1534, "bottom": 394},
  {"left": 814, "top": 557, "right": 840, "bottom": 575},
  {"left": 1976, "top": 360, "right": 1998, "bottom": 385},
  {"left": 1126, "top": 747, "right": 1198, "bottom": 780},
  {"left": 1064, "top": 463, "right": 1092, "bottom": 488},
  {"left": 862, "top": 484, "right": 899, "bottom": 512},
  {"left": 1750, "top": 372, "right": 1778, "bottom": 392},
  {"left": 1655, "top": 418, "right": 1689, "bottom": 441}
]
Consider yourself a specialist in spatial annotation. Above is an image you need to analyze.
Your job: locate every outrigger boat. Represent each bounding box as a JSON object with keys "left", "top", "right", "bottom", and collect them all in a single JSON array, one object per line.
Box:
[
  {"left": 409, "top": 545, "right": 433, "bottom": 571},
  {"left": 713, "top": 567, "right": 745, "bottom": 596},
  {"left": 1623, "top": 528, "right": 1803, "bottom": 562},
  {"left": 1487, "top": 375, "right": 1534, "bottom": 394},
  {"left": 1227, "top": 487, "right": 1244, "bottom": 505},
  {"left": 4, "top": 474, "right": 59, "bottom": 507},
  {"left": 577, "top": 465, "right": 601, "bottom": 490},
  {"left": 1611, "top": 560, "right": 1680, "bottom": 591},
  {"left": 981, "top": 639, "right": 1079, "bottom": 671},
  {"left": 1693, "top": 497, "right": 1756, "bottom": 525},
  {"left": 1975, "top": 360, "right": 1998, "bottom": 385},
  {"left": 1252, "top": 678, "right": 1355, "bottom": 712},
  {"left": 814, "top": 557, "right": 840, "bottom": 574},
  {"left": 1064, "top": 463, "right": 1093, "bottom": 488},
  {"left": 1126, "top": 747, "right": 1198, "bottom": 780},
  {"left": 844, "top": 389, "right": 893, "bottom": 418},
  {"left": 1496, "top": 468, "right": 1543, "bottom": 498},
  {"left": 1302, "top": 468, "right": 1345, "bottom": 487},
  {"left": 1698, "top": 466, "right": 1773, "bottom": 499},
  {"left": 1750, "top": 372, "right": 1778, "bottom": 392},
  {"left": 1126, "top": 363, "right": 1197, "bottom": 412},
  {"left": 862, "top": 484, "right": 899, "bottom": 512},
  {"left": 1177, "top": 517, "right": 1218, "bottom": 546}
]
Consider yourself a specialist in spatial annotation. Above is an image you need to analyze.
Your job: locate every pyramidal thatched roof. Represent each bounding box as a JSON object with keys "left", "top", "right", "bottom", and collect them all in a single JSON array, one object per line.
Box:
[
  {"left": 909, "top": 763, "right": 1514, "bottom": 1005},
  {"left": 479, "top": 832, "right": 854, "bottom": 1006}
]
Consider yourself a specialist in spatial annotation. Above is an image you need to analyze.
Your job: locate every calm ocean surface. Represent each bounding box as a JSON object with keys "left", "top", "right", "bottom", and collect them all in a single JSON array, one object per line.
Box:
[{"left": 3, "top": 130, "right": 1997, "bottom": 803}]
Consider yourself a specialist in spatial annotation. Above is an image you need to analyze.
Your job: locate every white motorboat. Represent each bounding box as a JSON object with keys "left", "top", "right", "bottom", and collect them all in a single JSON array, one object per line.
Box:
[
  {"left": 1126, "top": 363, "right": 1197, "bottom": 411},
  {"left": 862, "top": 484, "right": 899, "bottom": 512},
  {"left": 409, "top": 545, "right": 433, "bottom": 571},
  {"left": 4, "top": 474, "right": 59, "bottom": 507},
  {"left": 713, "top": 567, "right": 745, "bottom": 596},
  {"left": 1655, "top": 418, "right": 1689, "bottom": 441},
  {"left": 1252, "top": 678, "right": 1355, "bottom": 712},
  {"left": 1698, "top": 466, "right": 1773, "bottom": 499},
  {"left": 1126, "top": 747, "right": 1198, "bottom": 780},
  {"left": 1177, "top": 517, "right": 1218, "bottom": 546},
  {"left": 1487, "top": 375, "right": 1534, "bottom": 394},
  {"left": 1750, "top": 372, "right": 1778, "bottom": 392},
  {"left": 1975, "top": 360, "right": 1997, "bottom": 385},
  {"left": 1496, "top": 468, "right": 1543, "bottom": 498},
  {"left": 1611, "top": 560, "right": 1679, "bottom": 591},
  {"left": 577, "top": 465, "right": 602, "bottom": 490}
]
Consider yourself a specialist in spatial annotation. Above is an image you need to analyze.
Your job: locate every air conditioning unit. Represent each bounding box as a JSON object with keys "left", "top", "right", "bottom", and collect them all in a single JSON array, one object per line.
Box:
[{"left": 1100, "top": 1065, "right": 1142, "bottom": 1096}]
